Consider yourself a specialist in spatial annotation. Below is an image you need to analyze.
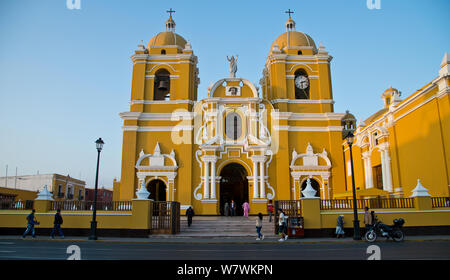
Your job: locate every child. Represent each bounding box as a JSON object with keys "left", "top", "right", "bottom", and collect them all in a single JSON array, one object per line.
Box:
[{"left": 256, "top": 213, "right": 264, "bottom": 240}]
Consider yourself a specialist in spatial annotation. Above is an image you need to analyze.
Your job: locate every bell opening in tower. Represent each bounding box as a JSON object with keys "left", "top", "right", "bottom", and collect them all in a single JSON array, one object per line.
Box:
[{"left": 154, "top": 69, "right": 171, "bottom": 100}]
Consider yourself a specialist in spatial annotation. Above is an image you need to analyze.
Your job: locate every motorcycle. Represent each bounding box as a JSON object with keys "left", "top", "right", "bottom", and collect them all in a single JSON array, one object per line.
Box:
[{"left": 365, "top": 218, "right": 405, "bottom": 242}]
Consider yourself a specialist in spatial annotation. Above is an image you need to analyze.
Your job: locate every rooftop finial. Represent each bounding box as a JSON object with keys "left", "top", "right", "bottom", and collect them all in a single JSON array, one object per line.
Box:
[
  {"left": 165, "top": 8, "right": 176, "bottom": 32},
  {"left": 285, "top": 9, "right": 295, "bottom": 31}
]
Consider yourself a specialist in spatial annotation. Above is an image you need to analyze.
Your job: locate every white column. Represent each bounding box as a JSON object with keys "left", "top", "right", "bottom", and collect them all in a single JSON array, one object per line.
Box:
[
  {"left": 363, "top": 154, "right": 374, "bottom": 189},
  {"left": 380, "top": 150, "right": 388, "bottom": 191},
  {"left": 253, "top": 160, "right": 259, "bottom": 198},
  {"left": 366, "top": 156, "right": 373, "bottom": 189},
  {"left": 384, "top": 150, "right": 393, "bottom": 192},
  {"left": 210, "top": 160, "right": 216, "bottom": 199},
  {"left": 363, "top": 159, "right": 369, "bottom": 188},
  {"left": 259, "top": 161, "right": 265, "bottom": 199},
  {"left": 204, "top": 161, "right": 209, "bottom": 199}
]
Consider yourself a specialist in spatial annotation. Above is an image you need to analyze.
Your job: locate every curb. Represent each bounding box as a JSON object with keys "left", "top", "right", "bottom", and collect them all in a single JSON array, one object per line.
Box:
[{"left": 1, "top": 237, "right": 450, "bottom": 245}]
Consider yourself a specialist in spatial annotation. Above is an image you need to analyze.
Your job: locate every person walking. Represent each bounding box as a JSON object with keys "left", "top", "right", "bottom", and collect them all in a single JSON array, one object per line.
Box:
[
  {"left": 242, "top": 201, "right": 250, "bottom": 218},
  {"left": 364, "top": 206, "right": 373, "bottom": 231},
  {"left": 22, "top": 209, "right": 38, "bottom": 239},
  {"left": 51, "top": 209, "right": 64, "bottom": 239},
  {"left": 336, "top": 215, "right": 345, "bottom": 238},
  {"left": 224, "top": 202, "right": 229, "bottom": 216},
  {"left": 256, "top": 212, "right": 264, "bottom": 240},
  {"left": 186, "top": 206, "right": 195, "bottom": 227},
  {"left": 267, "top": 200, "right": 274, "bottom": 222},
  {"left": 230, "top": 200, "right": 236, "bottom": 217},
  {"left": 278, "top": 209, "right": 288, "bottom": 241}
]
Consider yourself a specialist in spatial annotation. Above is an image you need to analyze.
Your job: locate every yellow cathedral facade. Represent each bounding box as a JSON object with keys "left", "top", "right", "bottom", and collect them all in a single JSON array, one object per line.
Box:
[{"left": 113, "top": 12, "right": 450, "bottom": 215}]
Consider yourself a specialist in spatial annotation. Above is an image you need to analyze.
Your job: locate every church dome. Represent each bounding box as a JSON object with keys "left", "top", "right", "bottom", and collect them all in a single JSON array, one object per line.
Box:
[
  {"left": 271, "top": 31, "right": 317, "bottom": 53},
  {"left": 147, "top": 12, "right": 187, "bottom": 50},
  {"left": 270, "top": 13, "right": 317, "bottom": 54},
  {"left": 147, "top": 32, "right": 187, "bottom": 49}
]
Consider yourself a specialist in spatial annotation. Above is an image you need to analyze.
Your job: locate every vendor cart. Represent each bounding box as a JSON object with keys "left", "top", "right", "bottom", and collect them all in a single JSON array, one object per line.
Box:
[{"left": 287, "top": 216, "right": 304, "bottom": 238}]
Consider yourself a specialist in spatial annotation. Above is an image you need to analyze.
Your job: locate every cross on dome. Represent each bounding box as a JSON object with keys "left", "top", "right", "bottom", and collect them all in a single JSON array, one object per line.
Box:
[{"left": 285, "top": 8, "right": 294, "bottom": 17}]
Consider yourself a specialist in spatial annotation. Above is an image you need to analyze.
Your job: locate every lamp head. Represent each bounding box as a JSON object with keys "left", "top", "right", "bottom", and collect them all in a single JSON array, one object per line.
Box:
[
  {"left": 95, "top": 138, "right": 104, "bottom": 152},
  {"left": 346, "top": 131, "right": 355, "bottom": 146}
]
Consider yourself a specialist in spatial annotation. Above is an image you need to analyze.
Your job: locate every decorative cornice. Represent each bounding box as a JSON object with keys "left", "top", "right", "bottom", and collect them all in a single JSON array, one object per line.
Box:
[
  {"left": 119, "top": 112, "right": 195, "bottom": 121},
  {"left": 271, "top": 111, "right": 345, "bottom": 121}
]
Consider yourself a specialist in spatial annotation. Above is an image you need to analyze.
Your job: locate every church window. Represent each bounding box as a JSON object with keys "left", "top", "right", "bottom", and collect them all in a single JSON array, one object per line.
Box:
[
  {"left": 233, "top": 116, "right": 238, "bottom": 139},
  {"left": 372, "top": 131, "right": 379, "bottom": 146},
  {"left": 154, "top": 69, "right": 170, "bottom": 100},
  {"left": 225, "top": 112, "right": 242, "bottom": 140}
]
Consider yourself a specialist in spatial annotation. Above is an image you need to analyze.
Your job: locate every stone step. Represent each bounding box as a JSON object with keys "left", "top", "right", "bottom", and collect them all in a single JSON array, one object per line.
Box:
[
  {"left": 180, "top": 223, "right": 274, "bottom": 228},
  {"left": 177, "top": 216, "right": 277, "bottom": 237}
]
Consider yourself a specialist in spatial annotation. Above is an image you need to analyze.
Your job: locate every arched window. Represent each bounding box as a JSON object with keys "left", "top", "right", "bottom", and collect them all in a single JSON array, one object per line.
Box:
[
  {"left": 297, "top": 50, "right": 302, "bottom": 55},
  {"left": 161, "top": 49, "right": 166, "bottom": 55},
  {"left": 294, "top": 69, "right": 310, "bottom": 99},
  {"left": 225, "top": 112, "right": 242, "bottom": 140},
  {"left": 154, "top": 69, "right": 170, "bottom": 100}
]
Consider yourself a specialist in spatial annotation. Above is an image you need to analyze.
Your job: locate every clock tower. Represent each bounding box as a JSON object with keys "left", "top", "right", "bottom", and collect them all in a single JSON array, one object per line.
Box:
[
  {"left": 260, "top": 12, "right": 334, "bottom": 114},
  {"left": 259, "top": 11, "right": 347, "bottom": 200}
]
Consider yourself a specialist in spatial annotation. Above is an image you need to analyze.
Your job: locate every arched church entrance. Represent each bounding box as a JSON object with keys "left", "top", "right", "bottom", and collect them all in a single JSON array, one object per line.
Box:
[
  {"left": 219, "top": 163, "right": 249, "bottom": 216},
  {"left": 301, "top": 178, "right": 321, "bottom": 198},
  {"left": 147, "top": 179, "right": 167, "bottom": 201}
]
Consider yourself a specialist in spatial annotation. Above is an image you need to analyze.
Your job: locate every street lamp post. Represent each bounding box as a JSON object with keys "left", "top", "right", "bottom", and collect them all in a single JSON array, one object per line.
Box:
[
  {"left": 89, "top": 138, "right": 104, "bottom": 240},
  {"left": 346, "top": 131, "right": 361, "bottom": 240}
]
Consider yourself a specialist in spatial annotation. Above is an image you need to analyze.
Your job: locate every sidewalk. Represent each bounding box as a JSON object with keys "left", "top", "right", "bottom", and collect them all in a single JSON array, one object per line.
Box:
[{"left": 1, "top": 234, "right": 449, "bottom": 244}]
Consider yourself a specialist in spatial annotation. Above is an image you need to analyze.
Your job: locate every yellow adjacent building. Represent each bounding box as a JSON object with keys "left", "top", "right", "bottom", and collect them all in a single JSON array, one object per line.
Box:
[
  {"left": 340, "top": 53, "right": 450, "bottom": 199},
  {"left": 114, "top": 13, "right": 450, "bottom": 214}
]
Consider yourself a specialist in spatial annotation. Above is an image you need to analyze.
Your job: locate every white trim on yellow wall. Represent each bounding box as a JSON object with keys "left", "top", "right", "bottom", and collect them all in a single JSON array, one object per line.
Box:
[
  {"left": 119, "top": 112, "right": 194, "bottom": 121},
  {"left": 270, "top": 99, "right": 335, "bottom": 105},
  {"left": 130, "top": 99, "right": 195, "bottom": 105},
  {"left": 121, "top": 125, "right": 193, "bottom": 132},
  {"left": 273, "top": 125, "right": 343, "bottom": 132},
  {"left": 271, "top": 112, "right": 345, "bottom": 121}
]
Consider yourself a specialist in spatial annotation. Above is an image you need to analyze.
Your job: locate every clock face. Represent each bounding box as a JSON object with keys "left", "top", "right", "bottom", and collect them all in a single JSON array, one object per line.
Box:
[{"left": 295, "top": 75, "right": 309, "bottom": 90}]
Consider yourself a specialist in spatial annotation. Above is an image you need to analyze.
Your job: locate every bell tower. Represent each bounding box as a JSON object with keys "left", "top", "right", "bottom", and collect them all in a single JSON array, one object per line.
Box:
[
  {"left": 261, "top": 11, "right": 334, "bottom": 114},
  {"left": 117, "top": 11, "right": 199, "bottom": 200},
  {"left": 130, "top": 10, "right": 199, "bottom": 109}
]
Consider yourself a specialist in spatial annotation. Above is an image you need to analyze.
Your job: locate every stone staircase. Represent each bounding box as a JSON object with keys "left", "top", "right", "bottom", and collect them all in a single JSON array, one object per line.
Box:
[{"left": 175, "top": 216, "right": 275, "bottom": 237}]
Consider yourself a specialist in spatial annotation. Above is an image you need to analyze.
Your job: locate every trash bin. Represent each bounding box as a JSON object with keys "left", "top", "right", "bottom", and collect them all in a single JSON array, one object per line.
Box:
[{"left": 287, "top": 216, "right": 304, "bottom": 238}]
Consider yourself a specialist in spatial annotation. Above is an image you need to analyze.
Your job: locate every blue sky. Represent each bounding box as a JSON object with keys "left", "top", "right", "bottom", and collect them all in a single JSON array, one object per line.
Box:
[{"left": 0, "top": 0, "right": 448, "bottom": 190}]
